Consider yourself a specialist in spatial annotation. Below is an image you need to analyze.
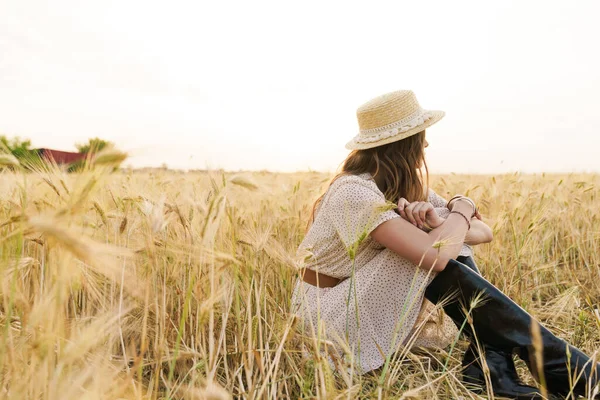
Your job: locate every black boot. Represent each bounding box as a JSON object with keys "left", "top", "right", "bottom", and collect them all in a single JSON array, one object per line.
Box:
[
  {"left": 451, "top": 256, "right": 542, "bottom": 399},
  {"left": 426, "top": 258, "right": 600, "bottom": 399},
  {"left": 462, "top": 342, "right": 543, "bottom": 399},
  {"left": 456, "top": 255, "right": 481, "bottom": 275}
]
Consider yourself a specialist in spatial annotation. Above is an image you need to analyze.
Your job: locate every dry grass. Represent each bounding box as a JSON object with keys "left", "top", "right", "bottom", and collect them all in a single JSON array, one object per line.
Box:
[{"left": 0, "top": 162, "right": 599, "bottom": 399}]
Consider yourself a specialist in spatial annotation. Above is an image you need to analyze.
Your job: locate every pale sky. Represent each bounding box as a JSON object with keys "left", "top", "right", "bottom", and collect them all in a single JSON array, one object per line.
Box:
[{"left": 1, "top": 0, "right": 599, "bottom": 173}]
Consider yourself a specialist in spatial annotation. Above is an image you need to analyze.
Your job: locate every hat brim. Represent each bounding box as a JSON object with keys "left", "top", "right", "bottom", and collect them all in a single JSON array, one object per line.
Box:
[{"left": 345, "top": 110, "right": 445, "bottom": 150}]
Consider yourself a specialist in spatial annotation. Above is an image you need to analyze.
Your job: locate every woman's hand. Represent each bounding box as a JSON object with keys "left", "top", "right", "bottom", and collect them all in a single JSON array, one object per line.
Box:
[{"left": 397, "top": 198, "right": 445, "bottom": 230}]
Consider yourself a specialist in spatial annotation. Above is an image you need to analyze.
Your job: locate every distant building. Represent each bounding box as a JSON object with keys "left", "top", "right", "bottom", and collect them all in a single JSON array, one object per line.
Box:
[{"left": 36, "top": 148, "right": 87, "bottom": 165}]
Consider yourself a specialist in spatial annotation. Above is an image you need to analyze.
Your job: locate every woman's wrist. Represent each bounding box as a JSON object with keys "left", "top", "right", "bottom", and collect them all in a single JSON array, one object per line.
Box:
[
  {"left": 449, "top": 210, "right": 471, "bottom": 230},
  {"left": 448, "top": 195, "right": 477, "bottom": 217},
  {"left": 447, "top": 195, "right": 462, "bottom": 211},
  {"left": 453, "top": 199, "right": 476, "bottom": 218}
]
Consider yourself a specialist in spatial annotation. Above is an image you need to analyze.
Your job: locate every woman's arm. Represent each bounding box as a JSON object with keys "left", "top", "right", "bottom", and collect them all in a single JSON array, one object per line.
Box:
[
  {"left": 465, "top": 218, "right": 493, "bottom": 245},
  {"left": 405, "top": 203, "right": 493, "bottom": 246},
  {"left": 371, "top": 200, "right": 475, "bottom": 272},
  {"left": 428, "top": 190, "right": 492, "bottom": 245}
]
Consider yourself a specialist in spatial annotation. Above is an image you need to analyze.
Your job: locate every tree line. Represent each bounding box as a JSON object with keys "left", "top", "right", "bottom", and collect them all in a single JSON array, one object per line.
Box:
[{"left": 0, "top": 135, "right": 118, "bottom": 171}]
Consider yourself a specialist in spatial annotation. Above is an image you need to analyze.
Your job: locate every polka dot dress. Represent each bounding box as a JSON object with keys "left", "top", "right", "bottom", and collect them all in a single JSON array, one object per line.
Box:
[{"left": 291, "top": 173, "right": 468, "bottom": 374}]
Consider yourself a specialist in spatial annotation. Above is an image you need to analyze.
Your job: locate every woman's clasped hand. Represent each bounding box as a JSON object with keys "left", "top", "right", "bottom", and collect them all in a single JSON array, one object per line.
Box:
[
  {"left": 397, "top": 195, "right": 480, "bottom": 231},
  {"left": 396, "top": 198, "right": 444, "bottom": 230}
]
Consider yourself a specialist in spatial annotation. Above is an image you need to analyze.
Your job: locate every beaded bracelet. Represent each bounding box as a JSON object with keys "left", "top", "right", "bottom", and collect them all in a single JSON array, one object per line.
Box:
[{"left": 450, "top": 210, "right": 471, "bottom": 230}]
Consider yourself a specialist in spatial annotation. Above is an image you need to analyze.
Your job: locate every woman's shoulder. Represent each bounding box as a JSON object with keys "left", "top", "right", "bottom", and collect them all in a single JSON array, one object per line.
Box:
[
  {"left": 329, "top": 173, "right": 380, "bottom": 192},
  {"left": 323, "top": 173, "right": 385, "bottom": 206}
]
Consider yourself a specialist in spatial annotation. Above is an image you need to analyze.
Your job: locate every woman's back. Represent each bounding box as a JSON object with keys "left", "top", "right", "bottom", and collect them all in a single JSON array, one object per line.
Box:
[
  {"left": 298, "top": 173, "right": 472, "bottom": 278},
  {"left": 292, "top": 172, "right": 460, "bottom": 373},
  {"left": 298, "top": 173, "right": 399, "bottom": 279}
]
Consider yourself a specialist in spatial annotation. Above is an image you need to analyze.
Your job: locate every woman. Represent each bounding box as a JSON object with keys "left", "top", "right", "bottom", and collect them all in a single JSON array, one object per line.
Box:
[{"left": 291, "top": 90, "right": 599, "bottom": 399}]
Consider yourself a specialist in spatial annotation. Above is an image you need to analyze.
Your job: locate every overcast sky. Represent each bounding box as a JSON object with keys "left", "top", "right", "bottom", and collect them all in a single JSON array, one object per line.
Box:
[{"left": 1, "top": 0, "right": 599, "bottom": 173}]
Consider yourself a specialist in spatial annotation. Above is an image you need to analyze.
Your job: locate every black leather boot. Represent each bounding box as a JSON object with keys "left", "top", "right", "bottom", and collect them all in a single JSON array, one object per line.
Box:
[
  {"left": 462, "top": 342, "right": 543, "bottom": 399},
  {"left": 426, "top": 258, "right": 600, "bottom": 399},
  {"left": 451, "top": 256, "right": 542, "bottom": 399}
]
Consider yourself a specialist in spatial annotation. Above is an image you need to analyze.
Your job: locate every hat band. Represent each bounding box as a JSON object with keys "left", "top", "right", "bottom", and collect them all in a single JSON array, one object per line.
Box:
[{"left": 353, "top": 110, "right": 434, "bottom": 144}]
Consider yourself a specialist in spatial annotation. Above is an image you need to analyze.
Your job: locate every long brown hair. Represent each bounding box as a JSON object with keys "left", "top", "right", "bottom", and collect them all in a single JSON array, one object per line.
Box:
[{"left": 308, "top": 130, "right": 429, "bottom": 229}]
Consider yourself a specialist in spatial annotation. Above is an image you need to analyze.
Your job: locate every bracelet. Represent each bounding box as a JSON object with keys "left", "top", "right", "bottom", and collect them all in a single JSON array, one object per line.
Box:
[
  {"left": 458, "top": 198, "right": 477, "bottom": 217},
  {"left": 450, "top": 210, "right": 471, "bottom": 230},
  {"left": 447, "top": 195, "right": 477, "bottom": 218},
  {"left": 446, "top": 195, "right": 463, "bottom": 209}
]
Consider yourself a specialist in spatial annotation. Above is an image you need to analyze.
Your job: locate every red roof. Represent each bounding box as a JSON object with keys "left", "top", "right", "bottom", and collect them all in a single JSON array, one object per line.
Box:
[{"left": 37, "top": 149, "right": 87, "bottom": 164}]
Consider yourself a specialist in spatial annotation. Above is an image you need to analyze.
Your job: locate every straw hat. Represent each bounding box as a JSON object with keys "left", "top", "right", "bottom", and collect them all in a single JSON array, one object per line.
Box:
[{"left": 345, "top": 90, "right": 445, "bottom": 150}]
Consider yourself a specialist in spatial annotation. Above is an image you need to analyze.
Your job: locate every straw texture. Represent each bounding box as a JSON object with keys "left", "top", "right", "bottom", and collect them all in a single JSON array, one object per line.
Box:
[{"left": 346, "top": 90, "right": 444, "bottom": 150}]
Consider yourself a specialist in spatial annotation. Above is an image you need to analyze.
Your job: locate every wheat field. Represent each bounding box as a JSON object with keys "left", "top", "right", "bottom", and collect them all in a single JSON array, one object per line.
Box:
[{"left": 0, "top": 159, "right": 599, "bottom": 399}]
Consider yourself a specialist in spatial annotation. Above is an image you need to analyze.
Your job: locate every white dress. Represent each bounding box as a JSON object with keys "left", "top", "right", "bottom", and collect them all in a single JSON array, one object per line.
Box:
[{"left": 291, "top": 173, "right": 471, "bottom": 374}]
